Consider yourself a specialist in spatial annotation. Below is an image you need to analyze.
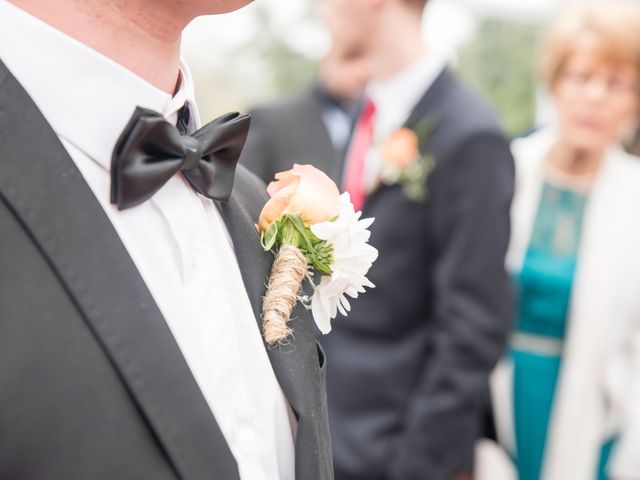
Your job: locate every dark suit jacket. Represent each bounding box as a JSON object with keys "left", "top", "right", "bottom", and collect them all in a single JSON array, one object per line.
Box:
[
  {"left": 0, "top": 60, "right": 333, "bottom": 480},
  {"left": 319, "top": 69, "right": 515, "bottom": 480},
  {"left": 240, "top": 86, "right": 351, "bottom": 185}
]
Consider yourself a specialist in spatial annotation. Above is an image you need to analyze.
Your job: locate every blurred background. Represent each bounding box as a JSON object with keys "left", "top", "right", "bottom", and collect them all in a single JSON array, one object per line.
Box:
[{"left": 183, "top": 0, "right": 577, "bottom": 137}]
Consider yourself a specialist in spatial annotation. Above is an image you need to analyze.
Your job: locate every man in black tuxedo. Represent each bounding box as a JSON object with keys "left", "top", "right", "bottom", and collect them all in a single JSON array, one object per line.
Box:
[
  {"left": 316, "top": 0, "right": 515, "bottom": 479},
  {"left": 0, "top": 1, "right": 332, "bottom": 479},
  {"left": 241, "top": 45, "right": 367, "bottom": 184}
]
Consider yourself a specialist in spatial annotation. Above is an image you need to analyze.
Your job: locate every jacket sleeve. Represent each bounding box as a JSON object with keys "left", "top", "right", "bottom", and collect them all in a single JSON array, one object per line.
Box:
[{"left": 390, "top": 131, "right": 515, "bottom": 480}]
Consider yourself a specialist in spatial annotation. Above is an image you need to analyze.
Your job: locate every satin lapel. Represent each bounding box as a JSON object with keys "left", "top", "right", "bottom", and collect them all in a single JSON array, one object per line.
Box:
[
  {"left": 218, "top": 189, "right": 322, "bottom": 416},
  {"left": 219, "top": 181, "right": 332, "bottom": 478},
  {"left": 0, "top": 63, "right": 239, "bottom": 480},
  {"left": 217, "top": 190, "right": 272, "bottom": 330}
]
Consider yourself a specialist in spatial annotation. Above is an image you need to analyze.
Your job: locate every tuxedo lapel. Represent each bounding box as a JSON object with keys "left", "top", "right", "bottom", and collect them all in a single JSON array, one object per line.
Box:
[
  {"left": 218, "top": 184, "right": 324, "bottom": 416},
  {"left": 404, "top": 68, "right": 453, "bottom": 132},
  {"left": 217, "top": 190, "right": 272, "bottom": 329},
  {"left": 0, "top": 63, "right": 239, "bottom": 480},
  {"left": 219, "top": 176, "right": 333, "bottom": 478}
]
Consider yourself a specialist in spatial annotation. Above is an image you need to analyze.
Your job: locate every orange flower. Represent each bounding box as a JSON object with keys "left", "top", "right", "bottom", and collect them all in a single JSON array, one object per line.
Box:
[
  {"left": 259, "top": 164, "right": 340, "bottom": 231},
  {"left": 381, "top": 128, "right": 420, "bottom": 168}
]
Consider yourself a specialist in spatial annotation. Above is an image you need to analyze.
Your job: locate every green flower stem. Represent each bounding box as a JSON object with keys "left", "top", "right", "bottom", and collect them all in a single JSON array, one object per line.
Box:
[{"left": 261, "top": 213, "right": 334, "bottom": 276}]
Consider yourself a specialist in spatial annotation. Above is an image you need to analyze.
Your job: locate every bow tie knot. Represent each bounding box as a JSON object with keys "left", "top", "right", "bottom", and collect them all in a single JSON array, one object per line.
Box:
[
  {"left": 110, "top": 107, "right": 251, "bottom": 210},
  {"left": 180, "top": 135, "right": 204, "bottom": 170}
]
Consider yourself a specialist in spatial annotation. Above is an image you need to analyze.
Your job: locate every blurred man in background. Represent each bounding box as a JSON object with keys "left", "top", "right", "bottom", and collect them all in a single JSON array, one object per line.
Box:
[
  {"left": 241, "top": 42, "right": 368, "bottom": 184},
  {"left": 316, "top": 0, "right": 515, "bottom": 479}
]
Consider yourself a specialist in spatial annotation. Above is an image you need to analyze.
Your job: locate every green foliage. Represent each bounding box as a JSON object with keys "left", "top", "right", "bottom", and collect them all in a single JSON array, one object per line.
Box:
[
  {"left": 248, "top": 6, "right": 316, "bottom": 96},
  {"left": 399, "top": 153, "right": 434, "bottom": 202},
  {"left": 262, "top": 40, "right": 316, "bottom": 95},
  {"left": 402, "top": 116, "right": 437, "bottom": 202},
  {"left": 261, "top": 214, "right": 334, "bottom": 276},
  {"left": 456, "top": 20, "right": 541, "bottom": 137}
]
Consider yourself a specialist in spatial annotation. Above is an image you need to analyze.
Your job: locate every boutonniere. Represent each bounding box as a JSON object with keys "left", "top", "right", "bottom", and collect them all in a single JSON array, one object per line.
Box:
[
  {"left": 371, "top": 118, "right": 436, "bottom": 202},
  {"left": 257, "top": 164, "right": 379, "bottom": 346}
]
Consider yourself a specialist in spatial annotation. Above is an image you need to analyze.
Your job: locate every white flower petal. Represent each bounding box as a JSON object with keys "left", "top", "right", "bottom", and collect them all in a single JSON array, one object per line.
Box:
[
  {"left": 308, "top": 193, "right": 378, "bottom": 334},
  {"left": 340, "top": 295, "right": 351, "bottom": 313},
  {"left": 311, "top": 284, "right": 332, "bottom": 334}
]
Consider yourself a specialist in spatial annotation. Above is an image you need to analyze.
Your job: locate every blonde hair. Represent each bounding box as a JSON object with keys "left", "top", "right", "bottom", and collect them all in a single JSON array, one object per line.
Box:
[{"left": 540, "top": 1, "right": 640, "bottom": 90}]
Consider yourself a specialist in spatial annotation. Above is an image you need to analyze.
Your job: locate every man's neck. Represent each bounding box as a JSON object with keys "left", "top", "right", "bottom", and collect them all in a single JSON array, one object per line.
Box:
[
  {"left": 368, "top": 9, "right": 426, "bottom": 82},
  {"left": 9, "top": 0, "right": 184, "bottom": 94}
]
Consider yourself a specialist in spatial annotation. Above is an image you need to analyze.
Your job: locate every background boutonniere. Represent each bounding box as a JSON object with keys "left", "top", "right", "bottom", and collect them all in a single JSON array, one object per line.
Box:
[
  {"left": 374, "top": 119, "right": 436, "bottom": 202},
  {"left": 257, "top": 164, "right": 378, "bottom": 346}
]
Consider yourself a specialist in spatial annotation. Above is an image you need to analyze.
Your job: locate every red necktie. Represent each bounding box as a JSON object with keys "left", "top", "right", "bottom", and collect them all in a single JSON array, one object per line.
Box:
[{"left": 343, "top": 98, "right": 376, "bottom": 212}]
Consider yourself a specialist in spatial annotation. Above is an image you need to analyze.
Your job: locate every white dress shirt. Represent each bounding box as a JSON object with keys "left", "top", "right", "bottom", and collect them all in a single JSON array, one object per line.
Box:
[
  {"left": 0, "top": 2, "right": 295, "bottom": 479},
  {"left": 366, "top": 51, "right": 447, "bottom": 142},
  {"left": 360, "top": 52, "right": 446, "bottom": 190},
  {"left": 322, "top": 103, "right": 353, "bottom": 152}
]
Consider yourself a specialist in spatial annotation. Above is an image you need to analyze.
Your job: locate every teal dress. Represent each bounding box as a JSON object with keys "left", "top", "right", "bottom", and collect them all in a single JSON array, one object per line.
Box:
[{"left": 511, "top": 180, "right": 615, "bottom": 480}]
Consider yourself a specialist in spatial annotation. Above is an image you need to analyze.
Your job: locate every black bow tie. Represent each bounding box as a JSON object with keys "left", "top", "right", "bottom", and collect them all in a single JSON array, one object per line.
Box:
[{"left": 110, "top": 106, "right": 251, "bottom": 210}]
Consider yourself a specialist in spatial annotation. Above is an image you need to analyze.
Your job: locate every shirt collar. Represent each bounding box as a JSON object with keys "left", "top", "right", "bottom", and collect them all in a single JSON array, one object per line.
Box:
[
  {"left": 0, "top": 0, "right": 199, "bottom": 170},
  {"left": 366, "top": 51, "right": 446, "bottom": 139}
]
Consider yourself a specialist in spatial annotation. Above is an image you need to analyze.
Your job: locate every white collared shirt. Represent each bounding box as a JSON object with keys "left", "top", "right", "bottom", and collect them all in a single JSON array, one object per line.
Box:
[
  {"left": 359, "top": 52, "right": 446, "bottom": 190},
  {"left": 322, "top": 104, "right": 354, "bottom": 152},
  {"left": 0, "top": 2, "right": 295, "bottom": 479},
  {"left": 367, "top": 51, "right": 446, "bottom": 142}
]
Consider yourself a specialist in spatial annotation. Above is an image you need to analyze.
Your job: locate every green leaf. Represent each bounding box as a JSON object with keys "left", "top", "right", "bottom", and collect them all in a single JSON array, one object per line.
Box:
[
  {"left": 276, "top": 213, "right": 335, "bottom": 275},
  {"left": 261, "top": 221, "right": 279, "bottom": 252},
  {"left": 413, "top": 116, "right": 438, "bottom": 142},
  {"left": 279, "top": 215, "right": 303, "bottom": 247},
  {"left": 285, "top": 213, "right": 316, "bottom": 254}
]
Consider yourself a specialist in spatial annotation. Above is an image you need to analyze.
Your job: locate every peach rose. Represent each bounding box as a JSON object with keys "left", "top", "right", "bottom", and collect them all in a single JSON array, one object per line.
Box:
[
  {"left": 381, "top": 128, "right": 420, "bottom": 168},
  {"left": 259, "top": 164, "right": 340, "bottom": 231}
]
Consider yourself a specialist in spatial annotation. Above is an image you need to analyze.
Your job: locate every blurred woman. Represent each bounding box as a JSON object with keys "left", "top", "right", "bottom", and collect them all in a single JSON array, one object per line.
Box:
[{"left": 489, "top": 3, "right": 640, "bottom": 479}]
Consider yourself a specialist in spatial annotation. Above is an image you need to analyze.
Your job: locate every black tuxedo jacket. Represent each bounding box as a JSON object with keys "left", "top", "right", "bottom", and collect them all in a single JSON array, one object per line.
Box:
[
  {"left": 240, "top": 85, "right": 352, "bottom": 185},
  {"left": 317, "top": 69, "right": 515, "bottom": 480},
  {"left": 0, "top": 60, "right": 333, "bottom": 480}
]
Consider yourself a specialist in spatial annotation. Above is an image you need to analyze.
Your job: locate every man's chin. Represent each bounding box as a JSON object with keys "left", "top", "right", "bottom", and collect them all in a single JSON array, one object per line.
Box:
[{"left": 200, "top": 0, "right": 254, "bottom": 15}]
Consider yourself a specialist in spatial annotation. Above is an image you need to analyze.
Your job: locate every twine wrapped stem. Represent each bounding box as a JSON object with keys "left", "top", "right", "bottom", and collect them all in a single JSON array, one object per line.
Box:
[{"left": 262, "top": 243, "right": 308, "bottom": 345}]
